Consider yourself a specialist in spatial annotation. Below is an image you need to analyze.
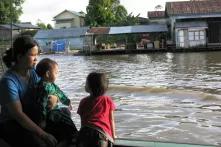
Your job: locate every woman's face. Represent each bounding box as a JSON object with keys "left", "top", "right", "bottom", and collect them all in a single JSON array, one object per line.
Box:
[{"left": 18, "top": 45, "right": 39, "bottom": 69}]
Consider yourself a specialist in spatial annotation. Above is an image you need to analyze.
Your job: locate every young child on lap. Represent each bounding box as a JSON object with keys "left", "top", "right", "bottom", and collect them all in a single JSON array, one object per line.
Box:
[{"left": 28, "top": 58, "right": 78, "bottom": 143}]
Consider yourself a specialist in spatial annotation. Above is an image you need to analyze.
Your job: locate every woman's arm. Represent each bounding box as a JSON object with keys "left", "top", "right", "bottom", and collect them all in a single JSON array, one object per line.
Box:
[
  {"left": 6, "top": 100, "right": 57, "bottom": 146},
  {"left": 110, "top": 110, "right": 116, "bottom": 139}
]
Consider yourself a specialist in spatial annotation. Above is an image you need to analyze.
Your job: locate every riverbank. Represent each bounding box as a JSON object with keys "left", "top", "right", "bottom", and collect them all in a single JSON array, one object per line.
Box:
[{"left": 74, "top": 46, "right": 221, "bottom": 56}]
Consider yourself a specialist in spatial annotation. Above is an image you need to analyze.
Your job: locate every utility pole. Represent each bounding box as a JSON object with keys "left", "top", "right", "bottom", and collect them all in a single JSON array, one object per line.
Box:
[{"left": 10, "top": 0, "right": 13, "bottom": 48}]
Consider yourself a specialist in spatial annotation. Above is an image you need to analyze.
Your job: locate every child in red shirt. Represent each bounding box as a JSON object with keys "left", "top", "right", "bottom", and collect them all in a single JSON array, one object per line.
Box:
[{"left": 77, "top": 72, "right": 116, "bottom": 147}]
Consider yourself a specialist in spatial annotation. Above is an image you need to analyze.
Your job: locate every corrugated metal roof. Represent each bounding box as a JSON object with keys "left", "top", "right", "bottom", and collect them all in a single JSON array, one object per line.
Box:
[
  {"left": 109, "top": 25, "right": 168, "bottom": 34},
  {"left": 131, "top": 25, "right": 168, "bottom": 33},
  {"left": 34, "top": 27, "right": 89, "bottom": 39},
  {"left": 35, "top": 25, "right": 168, "bottom": 39},
  {"left": 88, "top": 27, "right": 110, "bottom": 34},
  {"left": 0, "top": 24, "right": 19, "bottom": 30},
  {"left": 148, "top": 11, "right": 165, "bottom": 19},
  {"left": 14, "top": 22, "right": 40, "bottom": 29},
  {"left": 109, "top": 26, "right": 132, "bottom": 34},
  {"left": 166, "top": 0, "right": 221, "bottom": 16},
  {"left": 0, "top": 23, "right": 39, "bottom": 30},
  {"left": 175, "top": 21, "right": 208, "bottom": 28}
]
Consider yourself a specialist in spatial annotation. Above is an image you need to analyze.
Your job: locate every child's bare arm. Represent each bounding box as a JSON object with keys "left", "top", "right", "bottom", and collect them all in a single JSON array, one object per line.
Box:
[{"left": 110, "top": 110, "right": 117, "bottom": 139}]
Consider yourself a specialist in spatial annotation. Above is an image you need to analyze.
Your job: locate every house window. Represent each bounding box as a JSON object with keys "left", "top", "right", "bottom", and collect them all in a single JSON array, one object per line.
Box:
[
  {"left": 195, "top": 31, "right": 199, "bottom": 40},
  {"left": 189, "top": 32, "right": 194, "bottom": 41},
  {"left": 177, "top": 30, "right": 185, "bottom": 47},
  {"left": 188, "top": 30, "right": 206, "bottom": 47},
  {"left": 200, "top": 31, "right": 205, "bottom": 40},
  {"left": 188, "top": 30, "right": 205, "bottom": 41}
]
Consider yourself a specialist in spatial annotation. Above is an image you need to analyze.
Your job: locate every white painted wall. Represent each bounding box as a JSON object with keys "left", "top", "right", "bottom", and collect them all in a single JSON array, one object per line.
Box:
[{"left": 54, "top": 11, "right": 83, "bottom": 29}]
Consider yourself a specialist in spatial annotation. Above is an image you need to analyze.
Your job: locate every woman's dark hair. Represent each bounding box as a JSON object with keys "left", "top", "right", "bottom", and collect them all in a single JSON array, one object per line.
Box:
[
  {"left": 36, "top": 58, "right": 57, "bottom": 77},
  {"left": 86, "top": 72, "right": 108, "bottom": 97},
  {"left": 2, "top": 35, "right": 38, "bottom": 68}
]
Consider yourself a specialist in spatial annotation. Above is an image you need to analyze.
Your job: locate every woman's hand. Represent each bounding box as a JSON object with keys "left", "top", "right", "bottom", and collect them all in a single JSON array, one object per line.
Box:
[
  {"left": 47, "top": 95, "right": 58, "bottom": 110},
  {"left": 6, "top": 101, "right": 57, "bottom": 146},
  {"left": 40, "top": 132, "right": 57, "bottom": 147}
]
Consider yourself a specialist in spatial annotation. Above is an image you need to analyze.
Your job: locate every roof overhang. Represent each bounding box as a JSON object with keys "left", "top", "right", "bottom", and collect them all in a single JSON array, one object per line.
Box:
[
  {"left": 175, "top": 21, "right": 208, "bottom": 29},
  {"left": 109, "top": 24, "right": 168, "bottom": 35}
]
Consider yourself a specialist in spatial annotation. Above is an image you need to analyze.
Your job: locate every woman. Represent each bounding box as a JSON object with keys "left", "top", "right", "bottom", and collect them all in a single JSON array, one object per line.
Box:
[{"left": 0, "top": 35, "right": 57, "bottom": 147}]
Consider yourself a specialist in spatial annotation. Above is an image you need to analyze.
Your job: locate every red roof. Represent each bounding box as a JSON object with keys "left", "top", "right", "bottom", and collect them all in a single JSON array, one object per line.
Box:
[
  {"left": 87, "top": 27, "right": 110, "bottom": 34},
  {"left": 166, "top": 0, "right": 221, "bottom": 16},
  {"left": 148, "top": 11, "right": 165, "bottom": 19}
]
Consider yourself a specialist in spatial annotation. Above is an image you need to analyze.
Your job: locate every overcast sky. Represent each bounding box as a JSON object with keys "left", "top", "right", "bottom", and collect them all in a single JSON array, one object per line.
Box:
[{"left": 20, "top": 0, "right": 186, "bottom": 26}]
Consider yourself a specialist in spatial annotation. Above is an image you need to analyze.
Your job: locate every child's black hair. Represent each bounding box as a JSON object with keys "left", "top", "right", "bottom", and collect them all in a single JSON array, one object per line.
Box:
[
  {"left": 36, "top": 58, "right": 57, "bottom": 77},
  {"left": 86, "top": 72, "right": 108, "bottom": 97}
]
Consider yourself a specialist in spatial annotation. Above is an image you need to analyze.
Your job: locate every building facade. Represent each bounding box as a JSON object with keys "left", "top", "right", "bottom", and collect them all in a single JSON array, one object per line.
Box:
[
  {"left": 165, "top": 0, "right": 221, "bottom": 48},
  {"left": 53, "top": 10, "right": 85, "bottom": 29}
]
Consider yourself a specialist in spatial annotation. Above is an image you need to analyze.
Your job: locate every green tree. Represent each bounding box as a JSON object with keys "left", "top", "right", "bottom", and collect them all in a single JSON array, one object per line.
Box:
[
  {"left": 46, "top": 24, "right": 53, "bottom": 29},
  {"left": 122, "top": 13, "right": 140, "bottom": 26},
  {"left": 20, "top": 30, "right": 38, "bottom": 37},
  {"left": 37, "top": 21, "right": 53, "bottom": 30},
  {"left": 0, "top": 0, "right": 24, "bottom": 24},
  {"left": 37, "top": 22, "right": 47, "bottom": 29},
  {"left": 85, "top": 0, "right": 128, "bottom": 26},
  {"left": 113, "top": 5, "right": 128, "bottom": 26}
]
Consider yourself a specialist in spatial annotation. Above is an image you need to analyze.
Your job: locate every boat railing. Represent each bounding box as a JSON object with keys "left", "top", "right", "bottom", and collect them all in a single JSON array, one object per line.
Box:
[{"left": 114, "top": 138, "right": 216, "bottom": 147}]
